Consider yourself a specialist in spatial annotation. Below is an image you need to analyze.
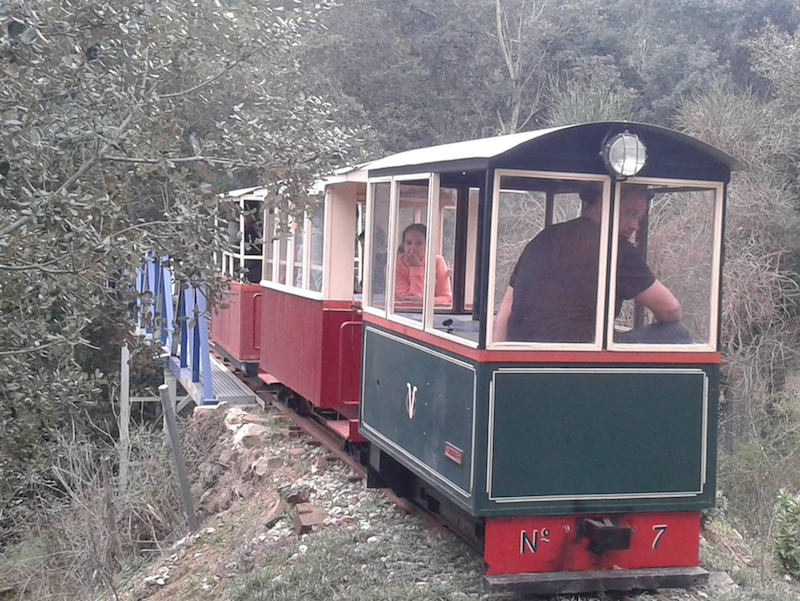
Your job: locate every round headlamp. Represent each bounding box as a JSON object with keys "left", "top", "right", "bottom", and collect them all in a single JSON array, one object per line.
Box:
[{"left": 602, "top": 132, "right": 647, "bottom": 178}]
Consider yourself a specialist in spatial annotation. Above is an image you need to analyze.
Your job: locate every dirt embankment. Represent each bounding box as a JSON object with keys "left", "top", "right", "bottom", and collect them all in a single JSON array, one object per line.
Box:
[{"left": 124, "top": 403, "right": 800, "bottom": 601}]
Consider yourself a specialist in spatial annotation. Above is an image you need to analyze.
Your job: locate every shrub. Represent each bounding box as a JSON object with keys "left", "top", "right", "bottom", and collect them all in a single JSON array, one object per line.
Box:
[
  {"left": 774, "top": 489, "right": 800, "bottom": 578},
  {"left": 0, "top": 424, "right": 193, "bottom": 601}
]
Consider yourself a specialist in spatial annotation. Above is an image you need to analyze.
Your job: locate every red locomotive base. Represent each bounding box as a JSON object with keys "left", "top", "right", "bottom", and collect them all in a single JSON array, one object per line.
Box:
[{"left": 484, "top": 511, "right": 700, "bottom": 575}]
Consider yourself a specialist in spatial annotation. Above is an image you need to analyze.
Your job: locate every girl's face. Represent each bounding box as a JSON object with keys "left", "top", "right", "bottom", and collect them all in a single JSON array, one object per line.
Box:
[{"left": 403, "top": 230, "right": 426, "bottom": 257}]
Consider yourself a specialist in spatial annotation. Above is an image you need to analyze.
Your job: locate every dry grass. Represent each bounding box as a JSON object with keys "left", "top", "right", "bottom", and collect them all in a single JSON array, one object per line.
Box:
[{"left": 0, "top": 414, "right": 224, "bottom": 601}]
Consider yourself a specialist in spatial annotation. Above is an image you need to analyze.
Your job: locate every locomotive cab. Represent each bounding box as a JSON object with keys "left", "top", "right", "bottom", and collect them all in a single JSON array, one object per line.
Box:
[{"left": 359, "top": 122, "right": 739, "bottom": 595}]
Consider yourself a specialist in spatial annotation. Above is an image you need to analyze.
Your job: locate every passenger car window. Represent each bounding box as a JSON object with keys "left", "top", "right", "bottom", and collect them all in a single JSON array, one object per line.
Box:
[
  {"left": 391, "top": 180, "right": 434, "bottom": 326},
  {"left": 366, "top": 182, "right": 390, "bottom": 311}
]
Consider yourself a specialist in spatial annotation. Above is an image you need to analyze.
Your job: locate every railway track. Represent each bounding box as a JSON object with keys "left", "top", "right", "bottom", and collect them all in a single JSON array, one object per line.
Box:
[
  {"left": 230, "top": 364, "right": 449, "bottom": 534},
  {"left": 220, "top": 357, "right": 679, "bottom": 601}
]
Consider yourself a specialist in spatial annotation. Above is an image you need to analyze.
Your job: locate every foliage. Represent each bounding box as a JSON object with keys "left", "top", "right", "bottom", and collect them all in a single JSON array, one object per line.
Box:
[
  {"left": 229, "top": 512, "right": 482, "bottom": 601},
  {"left": 305, "top": 0, "right": 799, "bottom": 150},
  {"left": 0, "top": 0, "right": 360, "bottom": 535},
  {"left": 546, "top": 77, "right": 638, "bottom": 127},
  {"left": 676, "top": 72, "right": 800, "bottom": 543},
  {"left": 0, "top": 426, "right": 180, "bottom": 600},
  {"left": 774, "top": 489, "right": 800, "bottom": 578}
]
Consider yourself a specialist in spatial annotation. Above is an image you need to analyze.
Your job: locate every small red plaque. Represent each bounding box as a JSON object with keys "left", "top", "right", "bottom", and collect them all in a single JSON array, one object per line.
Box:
[{"left": 444, "top": 442, "right": 463, "bottom": 465}]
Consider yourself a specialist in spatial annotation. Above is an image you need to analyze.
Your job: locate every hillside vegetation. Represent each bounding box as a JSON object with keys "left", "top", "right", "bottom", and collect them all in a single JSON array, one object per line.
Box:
[{"left": 4, "top": 0, "right": 800, "bottom": 598}]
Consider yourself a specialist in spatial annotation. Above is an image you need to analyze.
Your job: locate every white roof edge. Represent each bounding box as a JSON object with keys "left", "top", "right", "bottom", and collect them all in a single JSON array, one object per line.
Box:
[
  {"left": 223, "top": 186, "right": 262, "bottom": 198},
  {"left": 220, "top": 161, "right": 373, "bottom": 202},
  {"left": 320, "top": 162, "right": 371, "bottom": 186},
  {"left": 366, "top": 127, "right": 565, "bottom": 172}
]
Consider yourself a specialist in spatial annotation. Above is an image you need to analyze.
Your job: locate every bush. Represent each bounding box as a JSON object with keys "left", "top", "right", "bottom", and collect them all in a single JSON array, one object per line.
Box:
[
  {"left": 0, "top": 424, "right": 194, "bottom": 601},
  {"left": 774, "top": 489, "right": 800, "bottom": 578}
]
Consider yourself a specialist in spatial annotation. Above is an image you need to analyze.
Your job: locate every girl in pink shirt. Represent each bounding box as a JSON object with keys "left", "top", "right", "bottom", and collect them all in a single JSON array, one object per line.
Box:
[{"left": 395, "top": 223, "right": 452, "bottom": 306}]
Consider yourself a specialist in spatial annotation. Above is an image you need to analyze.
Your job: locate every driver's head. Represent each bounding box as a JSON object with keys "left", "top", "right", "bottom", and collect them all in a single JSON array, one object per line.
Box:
[
  {"left": 619, "top": 185, "right": 649, "bottom": 240},
  {"left": 579, "top": 183, "right": 650, "bottom": 240}
]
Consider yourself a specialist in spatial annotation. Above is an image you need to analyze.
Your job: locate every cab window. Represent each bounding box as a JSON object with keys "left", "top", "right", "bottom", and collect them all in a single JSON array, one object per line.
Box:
[
  {"left": 490, "top": 173, "right": 609, "bottom": 347},
  {"left": 609, "top": 181, "right": 721, "bottom": 350}
]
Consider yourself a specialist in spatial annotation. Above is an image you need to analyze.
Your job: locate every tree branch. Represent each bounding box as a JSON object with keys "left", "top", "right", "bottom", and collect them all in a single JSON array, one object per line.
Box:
[
  {"left": 0, "top": 112, "right": 135, "bottom": 240},
  {"left": 496, "top": 0, "right": 516, "bottom": 81},
  {"left": 0, "top": 340, "right": 68, "bottom": 357},
  {"left": 157, "top": 46, "right": 263, "bottom": 100},
  {"left": 102, "top": 154, "right": 247, "bottom": 167}
]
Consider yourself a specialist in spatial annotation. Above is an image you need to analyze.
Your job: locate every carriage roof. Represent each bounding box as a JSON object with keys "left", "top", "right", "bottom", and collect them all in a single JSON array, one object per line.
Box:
[{"left": 366, "top": 122, "right": 741, "bottom": 179}]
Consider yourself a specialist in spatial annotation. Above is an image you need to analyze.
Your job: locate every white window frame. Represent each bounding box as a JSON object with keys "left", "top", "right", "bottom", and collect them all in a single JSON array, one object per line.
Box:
[
  {"left": 260, "top": 206, "right": 324, "bottom": 301},
  {"left": 606, "top": 177, "right": 723, "bottom": 353},
  {"left": 363, "top": 174, "right": 481, "bottom": 350},
  {"left": 386, "top": 173, "right": 435, "bottom": 331},
  {"left": 485, "top": 169, "right": 612, "bottom": 351},
  {"left": 423, "top": 182, "right": 479, "bottom": 349},
  {"left": 363, "top": 177, "right": 393, "bottom": 319},
  {"left": 218, "top": 197, "right": 265, "bottom": 282},
  {"left": 261, "top": 208, "right": 273, "bottom": 283}
]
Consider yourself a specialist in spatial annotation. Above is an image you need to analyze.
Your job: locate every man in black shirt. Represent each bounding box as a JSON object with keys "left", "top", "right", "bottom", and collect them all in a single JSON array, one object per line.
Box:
[{"left": 493, "top": 184, "right": 685, "bottom": 343}]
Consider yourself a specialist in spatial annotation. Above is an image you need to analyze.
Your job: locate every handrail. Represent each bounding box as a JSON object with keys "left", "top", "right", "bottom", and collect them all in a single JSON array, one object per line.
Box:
[{"left": 135, "top": 256, "right": 216, "bottom": 404}]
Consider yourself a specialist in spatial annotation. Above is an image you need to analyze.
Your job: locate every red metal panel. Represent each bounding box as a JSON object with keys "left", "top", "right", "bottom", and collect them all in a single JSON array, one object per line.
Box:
[
  {"left": 259, "top": 288, "right": 323, "bottom": 403},
  {"left": 318, "top": 306, "right": 362, "bottom": 408},
  {"left": 252, "top": 293, "right": 262, "bottom": 352},
  {"left": 327, "top": 419, "right": 366, "bottom": 444},
  {"left": 484, "top": 512, "right": 700, "bottom": 575},
  {"left": 337, "top": 321, "right": 362, "bottom": 405},
  {"left": 210, "top": 281, "right": 262, "bottom": 362},
  {"left": 257, "top": 289, "right": 362, "bottom": 436},
  {"left": 236, "top": 286, "right": 261, "bottom": 361}
]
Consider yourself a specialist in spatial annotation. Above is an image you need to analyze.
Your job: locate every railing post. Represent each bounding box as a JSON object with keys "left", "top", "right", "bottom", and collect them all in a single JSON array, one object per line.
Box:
[
  {"left": 146, "top": 254, "right": 157, "bottom": 335},
  {"left": 195, "top": 287, "right": 215, "bottom": 403},
  {"left": 159, "top": 384, "right": 199, "bottom": 532},
  {"left": 161, "top": 259, "right": 174, "bottom": 353},
  {"left": 179, "top": 288, "right": 189, "bottom": 369}
]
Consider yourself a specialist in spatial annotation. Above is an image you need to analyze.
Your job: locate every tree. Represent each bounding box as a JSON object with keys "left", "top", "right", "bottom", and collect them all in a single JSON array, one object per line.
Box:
[{"left": 0, "top": 0, "right": 359, "bottom": 525}]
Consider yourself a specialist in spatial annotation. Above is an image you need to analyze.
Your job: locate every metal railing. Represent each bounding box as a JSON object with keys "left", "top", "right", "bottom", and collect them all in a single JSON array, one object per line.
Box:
[{"left": 135, "top": 255, "right": 215, "bottom": 404}]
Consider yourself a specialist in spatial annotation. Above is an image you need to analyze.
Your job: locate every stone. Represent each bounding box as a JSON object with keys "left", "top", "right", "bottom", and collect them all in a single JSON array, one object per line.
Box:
[
  {"left": 708, "top": 571, "right": 739, "bottom": 593},
  {"left": 218, "top": 449, "right": 239, "bottom": 467},
  {"left": 233, "top": 423, "right": 271, "bottom": 449},
  {"left": 251, "top": 455, "right": 282, "bottom": 477},
  {"left": 241, "top": 413, "right": 275, "bottom": 425},
  {"left": 293, "top": 503, "right": 329, "bottom": 535},
  {"left": 234, "top": 481, "right": 254, "bottom": 498},
  {"left": 296, "top": 503, "right": 315, "bottom": 515},
  {"left": 287, "top": 448, "right": 305, "bottom": 456},
  {"left": 285, "top": 489, "right": 311, "bottom": 505},
  {"left": 264, "top": 498, "right": 287, "bottom": 528},
  {"left": 224, "top": 407, "right": 250, "bottom": 431}
]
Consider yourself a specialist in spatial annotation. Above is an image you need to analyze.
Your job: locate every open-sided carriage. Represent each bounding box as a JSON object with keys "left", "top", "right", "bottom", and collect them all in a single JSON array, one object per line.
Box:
[{"left": 358, "top": 122, "right": 738, "bottom": 594}]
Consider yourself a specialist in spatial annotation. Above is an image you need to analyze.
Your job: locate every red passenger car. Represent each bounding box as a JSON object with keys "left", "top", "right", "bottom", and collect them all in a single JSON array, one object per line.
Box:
[
  {"left": 210, "top": 187, "right": 266, "bottom": 376},
  {"left": 254, "top": 167, "right": 368, "bottom": 442}
]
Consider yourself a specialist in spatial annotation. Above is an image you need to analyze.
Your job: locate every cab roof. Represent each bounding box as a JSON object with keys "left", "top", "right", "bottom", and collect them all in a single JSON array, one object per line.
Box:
[{"left": 367, "top": 122, "right": 741, "bottom": 181}]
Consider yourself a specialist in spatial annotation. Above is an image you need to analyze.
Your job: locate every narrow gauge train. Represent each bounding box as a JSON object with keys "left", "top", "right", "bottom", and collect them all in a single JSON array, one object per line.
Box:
[{"left": 210, "top": 122, "right": 739, "bottom": 595}]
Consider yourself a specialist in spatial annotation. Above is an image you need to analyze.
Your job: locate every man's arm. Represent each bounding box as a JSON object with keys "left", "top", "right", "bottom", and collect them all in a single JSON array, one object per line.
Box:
[
  {"left": 635, "top": 280, "right": 681, "bottom": 323},
  {"left": 493, "top": 286, "right": 514, "bottom": 342}
]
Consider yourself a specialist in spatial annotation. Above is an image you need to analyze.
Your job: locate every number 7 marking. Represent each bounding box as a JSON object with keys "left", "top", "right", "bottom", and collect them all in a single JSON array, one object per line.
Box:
[{"left": 652, "top": 525, "right": 667, "bottom": 549}]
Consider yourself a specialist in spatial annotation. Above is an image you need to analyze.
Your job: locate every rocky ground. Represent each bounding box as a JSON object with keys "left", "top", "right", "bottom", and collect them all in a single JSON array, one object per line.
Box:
[{"left": 120, "top": 402, "right": 800, "bottom": 601}]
